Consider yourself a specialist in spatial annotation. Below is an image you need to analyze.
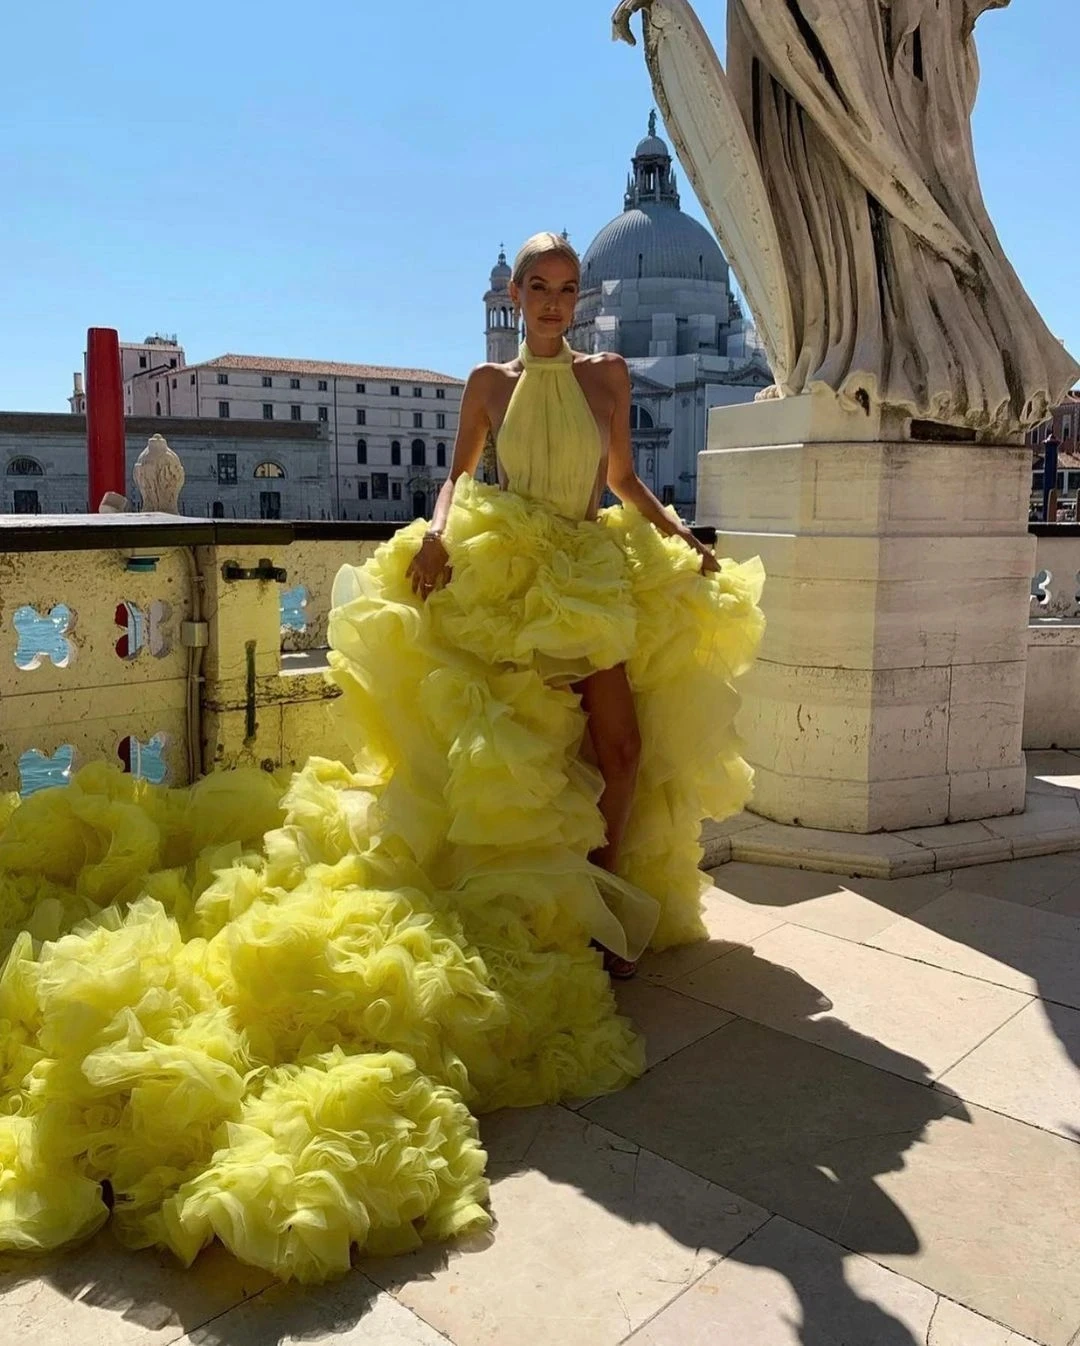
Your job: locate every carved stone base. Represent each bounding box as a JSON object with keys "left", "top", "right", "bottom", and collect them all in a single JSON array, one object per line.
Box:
[{"left": 699, "top": 397, "right": 1035, "bottom": 834}]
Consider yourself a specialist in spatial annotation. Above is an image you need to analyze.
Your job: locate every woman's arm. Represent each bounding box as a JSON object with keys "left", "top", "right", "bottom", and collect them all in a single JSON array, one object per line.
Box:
[
  {"left": 407, "top": 365, "right": 495, "bottom": 597},
  {"left": 603, "top": 355, "right": 720, "bottom": 572},
  {"left": 426, "top": 365, "right": 494, "bottom": 536}
]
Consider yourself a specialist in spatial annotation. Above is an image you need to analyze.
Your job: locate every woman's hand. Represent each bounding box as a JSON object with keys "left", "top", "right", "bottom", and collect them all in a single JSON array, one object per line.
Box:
[
  {"left": 676, "top": 526, "right": 721, "bottom": 575},
  {"left": 405, "top": 533, "right": 452, "bottom": 600}
]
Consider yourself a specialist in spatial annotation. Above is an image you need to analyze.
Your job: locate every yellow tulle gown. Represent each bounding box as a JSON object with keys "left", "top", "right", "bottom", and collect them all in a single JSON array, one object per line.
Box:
[{"left": 0, "top": 340, "right": 764, "bottom": 1283}]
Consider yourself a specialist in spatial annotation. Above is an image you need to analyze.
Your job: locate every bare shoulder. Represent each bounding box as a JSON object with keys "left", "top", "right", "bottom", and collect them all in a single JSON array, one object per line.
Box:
[
  {"left": 466, "top": 359, "right": 520, "bottom": 389},
  {"left": 573, "top": 350, "right": 629, "bottom": 391}
]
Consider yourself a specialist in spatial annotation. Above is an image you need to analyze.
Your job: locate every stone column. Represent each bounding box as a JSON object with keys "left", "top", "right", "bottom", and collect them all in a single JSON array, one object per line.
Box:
[{"left": 699, "top": 396, "right": 1035, "bottom": 833}]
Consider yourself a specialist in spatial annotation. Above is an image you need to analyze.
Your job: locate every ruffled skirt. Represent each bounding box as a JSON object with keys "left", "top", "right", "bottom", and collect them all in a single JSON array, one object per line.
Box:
[{"left": 0, "top": 476, "right": 763, "bottom": 1283}]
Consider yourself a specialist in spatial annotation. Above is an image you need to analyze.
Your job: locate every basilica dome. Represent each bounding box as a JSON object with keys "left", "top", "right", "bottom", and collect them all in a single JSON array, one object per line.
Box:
[{"left": 581, "top": 117, "right": 727, "bottom": 288}]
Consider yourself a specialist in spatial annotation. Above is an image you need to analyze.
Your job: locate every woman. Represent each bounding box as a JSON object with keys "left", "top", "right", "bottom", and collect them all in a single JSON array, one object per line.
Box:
[
  {"left": 0, "top": 233, "right": 763, "bottom": 1284},
  {"left": 409, "top": 231, "right": 721, "bottom": 976}
]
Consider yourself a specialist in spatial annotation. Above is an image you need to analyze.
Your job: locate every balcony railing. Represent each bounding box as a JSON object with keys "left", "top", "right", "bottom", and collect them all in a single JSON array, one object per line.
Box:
[{"left": 1, "top": 515, "right": 1076, "bottom": 797}]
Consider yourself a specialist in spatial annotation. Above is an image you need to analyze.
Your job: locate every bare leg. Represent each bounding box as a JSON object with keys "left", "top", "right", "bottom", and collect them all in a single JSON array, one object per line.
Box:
[{"left": 576, "top": 664, "right": 642, "bottom": 977}]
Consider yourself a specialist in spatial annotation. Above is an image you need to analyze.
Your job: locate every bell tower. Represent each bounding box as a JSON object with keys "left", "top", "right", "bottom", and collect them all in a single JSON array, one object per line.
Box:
[{"left": 484, "top": 245, "right": 519, "bottom": 363}]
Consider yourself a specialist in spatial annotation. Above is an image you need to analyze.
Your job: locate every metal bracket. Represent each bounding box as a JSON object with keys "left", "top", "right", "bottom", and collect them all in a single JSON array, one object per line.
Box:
[{"left": 221, "top": 558, "right": 288, "bottom": 584}]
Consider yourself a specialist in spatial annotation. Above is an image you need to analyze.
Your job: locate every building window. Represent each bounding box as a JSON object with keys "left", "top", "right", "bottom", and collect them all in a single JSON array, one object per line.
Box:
[
  {"left": 356, "top": 408, "right": 366, "bottom": 425},
  {"left": 661, "top": 484, "right": 674, "bottom": 505},
  {"left": 155, "top": 381, "right": 160, "bottom": 394},
  {"left": 139, "top": 355, "right": 148, "bottom": 369},
  {"left": 290, "top": 377, "right": 301, "bottom": 390},
  {"left": 413, "top": 411, "right": 423, "bottom": 429},
  {"left": 436, "top": 442, "right": 446, "bottom": 468},
  {"left": 436, "top": 412, "right": 446, "bottom": 430},
  {"left": 217, "top": 453, "right": 237, "bottom": 484},
  {"left": 318, "top": 379, "right": 328, "bottom": 392},
  {"left": 291, "top": 405, "right": 302, "bottom": 421},
  {"left": 355, "top": 382, "right": 365, "bottom": 394},
  {"left": 7, "top": 457, "right": 44, "bottom": 476},
  {"left": 411, "top": 439, "right": 425, "bottom": 466},
  {"left": 412, "top": 490, "right": 426, "bottom": 516},
  {"left": 391, "top": 481, "right": 402, "bottom": 500},
  {"left": 413, "top": 386, "right": 423, "bottom": 398},
  {"left": 171, "top": 378, "right": 177, "bottom": 389},
  {"left": 217, "top": 372, "right": 229, "bottom": 385},
  {"left": 262, "top": 375, "right": 272, "bottom": 388},
  {"left": 169, "top": 357, "right": 178, "bottom": 368},
  {"left": 211, "top": 501, "right": 224, "bottom": 518},
  {"left": 263, "top": 403, "right": 274, "bottom": 420},
  {"left": 254, "top": 461, "right": 285, "bottom": 478},
  {"left": 259, "top": 491, "right": 282, "bottom": 519},
  {"left": 436, "top": 387, "right": 446, "bottom": 401},
  {"left": 357, "top": 438, "right": 367, "bottom": 464},
  {"left": 218, "top": 400, "right": 230, "bottom": 419},
  {"left": 630, "top": 403, "right": 655, "bottom": 430},
  {"left": 13, "top": 489, "right": 40, "bottom": 513},
  {"left": 358, "top": 480, "right": 369, "bottom": 499},
  {"left": 155, "top": 401, "right": 162, "bottom": 416},
  {"left": 391, "top": 441, "right": 401, "bottom": 466},
  {"left": 371, "top": 472, "right": 389, "bottom": 499},
  {"left": 318, "top": 405, "right": 329, "bottom": 422},
  {"left": 390, "top": 385, "right": 400, "bottom": 397},
  {"left": 190, "top": 374, "right": 196, "bottom": 385}
]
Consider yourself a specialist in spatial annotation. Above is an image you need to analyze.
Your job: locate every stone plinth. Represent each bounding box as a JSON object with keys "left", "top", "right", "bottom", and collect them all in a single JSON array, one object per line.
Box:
[{"left": 699, "top": 397, "right": 1035, "bottom": 833}]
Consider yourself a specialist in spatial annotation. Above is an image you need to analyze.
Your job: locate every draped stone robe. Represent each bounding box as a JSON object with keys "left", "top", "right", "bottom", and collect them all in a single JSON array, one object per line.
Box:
[{"left": 724, "top": 0, "right": 1077, "bottom": 431}]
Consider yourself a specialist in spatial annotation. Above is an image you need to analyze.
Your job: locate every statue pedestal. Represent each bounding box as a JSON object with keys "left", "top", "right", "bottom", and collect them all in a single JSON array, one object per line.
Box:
[{"left": 699, "top": 397, "right": 1035, "bottom": 833}]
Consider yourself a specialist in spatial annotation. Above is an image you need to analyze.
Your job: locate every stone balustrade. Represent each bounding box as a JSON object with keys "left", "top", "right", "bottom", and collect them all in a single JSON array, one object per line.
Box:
[{"left": 1, "top": 515, "right": 1077, "bottom": 801}]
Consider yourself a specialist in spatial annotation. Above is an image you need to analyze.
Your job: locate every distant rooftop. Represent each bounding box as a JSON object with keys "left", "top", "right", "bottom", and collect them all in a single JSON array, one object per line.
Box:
[{"left": 199, "top": 354, "right": 465, "bottom": 385}]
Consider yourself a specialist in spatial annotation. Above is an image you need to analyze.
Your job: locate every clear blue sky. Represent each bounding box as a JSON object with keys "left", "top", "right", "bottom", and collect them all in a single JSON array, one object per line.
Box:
[{"left": 2, "top": 0, "right": 1076, "bottom": 411}]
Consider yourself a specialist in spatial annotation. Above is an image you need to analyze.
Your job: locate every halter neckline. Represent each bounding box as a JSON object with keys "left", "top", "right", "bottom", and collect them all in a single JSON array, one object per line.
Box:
[{"left": 520, "top": 339, "right": 574, "bottom": 368}]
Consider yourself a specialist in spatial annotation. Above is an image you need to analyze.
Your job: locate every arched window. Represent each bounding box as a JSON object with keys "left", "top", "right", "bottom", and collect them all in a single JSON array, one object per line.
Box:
[
  {"left": 411, "top": 439, "right": 426, "bottom": 467},
  {"left": 7, "top": 457, "right": 43, "bottom": 476},
  {"left": 391, "top": 440, "right": 401, "bottom": 466},
  {"left": 211, "top": 501, "right": 225, "bottom": 518},
  {"left": 254, "top": 461, "right": 286, "bottom": 478},
  {"left": 436, "top": 441, "right": 447, "bottom": 468},
  {"left": 630, "top": 404, "right": 655, "bottom": 431},
  {"left": 357, "top": 438, "right": 367, "bottom": 464}
]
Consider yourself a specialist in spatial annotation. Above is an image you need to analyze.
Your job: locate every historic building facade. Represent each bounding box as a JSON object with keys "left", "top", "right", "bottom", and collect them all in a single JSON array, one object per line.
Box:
[{"left": 67, "top": 341, "right": 464, "bottom": 522}]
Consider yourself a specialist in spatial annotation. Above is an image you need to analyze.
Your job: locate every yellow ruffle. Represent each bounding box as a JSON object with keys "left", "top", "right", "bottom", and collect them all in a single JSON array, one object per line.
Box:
[{"left": 0, "top": 476, "right": 762, "bottom": 1282}]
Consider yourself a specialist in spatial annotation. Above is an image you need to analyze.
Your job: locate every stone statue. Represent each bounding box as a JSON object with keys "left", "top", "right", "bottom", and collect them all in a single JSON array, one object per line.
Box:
[
  {"left": 133, "top": 433, "right": 186, "bottom": 514},
  {"left": 613, "top": 0, "right": 1078, "bottom": 435}
]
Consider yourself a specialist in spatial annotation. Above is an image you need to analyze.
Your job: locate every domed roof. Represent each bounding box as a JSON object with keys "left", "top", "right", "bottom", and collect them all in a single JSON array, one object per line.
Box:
[
  {"left": 582, "top": 204, "right": 727, "bottom": 286},
  {"left": 489, "top": 246, "right": 511, "bottom": 291},
  {"left": 635, "top": 134, "right": 669, "bottom": 158}
]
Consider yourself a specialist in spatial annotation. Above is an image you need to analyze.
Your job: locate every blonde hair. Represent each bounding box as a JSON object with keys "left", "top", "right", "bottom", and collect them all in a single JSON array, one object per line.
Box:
[{"left": 512, "top": 231, "right": 581, "bottom": 287}]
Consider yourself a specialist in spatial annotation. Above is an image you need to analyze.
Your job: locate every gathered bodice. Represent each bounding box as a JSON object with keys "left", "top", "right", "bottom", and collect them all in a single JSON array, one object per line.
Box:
[{"left": 495, "top": 341, "right": 605, "bottom": 522}]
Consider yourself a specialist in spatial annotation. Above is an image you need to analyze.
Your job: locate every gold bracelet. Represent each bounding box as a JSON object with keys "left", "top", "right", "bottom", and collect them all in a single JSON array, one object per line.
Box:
[{"left": 423, "top": 530, "right": 445, "bottom": 545}]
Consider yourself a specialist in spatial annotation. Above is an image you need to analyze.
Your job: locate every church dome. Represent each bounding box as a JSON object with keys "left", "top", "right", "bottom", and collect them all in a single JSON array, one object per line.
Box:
[
  {"left": 635, "top": 133, "right": 669, "bottom": 158},
  {"left": 489, "top": 247, "right": 511, "bottom": 292},
  {"left": 581, "top": 116, "right": 727, "bottom": 288},
  {"left": 583, "top": 205, "right": 726, "bottom": 286}
]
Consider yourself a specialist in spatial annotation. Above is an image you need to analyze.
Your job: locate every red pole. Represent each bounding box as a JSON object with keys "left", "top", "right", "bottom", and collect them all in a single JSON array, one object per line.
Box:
[{"left": 86, "top": 327, "right": 125, "bottom": 511}]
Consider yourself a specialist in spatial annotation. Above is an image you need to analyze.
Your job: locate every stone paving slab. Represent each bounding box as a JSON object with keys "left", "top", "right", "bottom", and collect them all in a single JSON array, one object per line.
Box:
[
  {"left": 583, "top": 1019, "right": 1080, "bottom": 1346},
  {"left": 937, "top": 999, "right": 1080, "bottom": 1142},
  {"left": 869, "top": 889, "right": 1080, "bottom": 1008},
  {"left": 176, "top": 1273, "right": 448, "bottom": 1345},
  {"left": 0, "top": 1235, "right": 272, "bottom": 1346},
  {"left": 949, "top": 852, "right": 1080, "bottom": 904},
  {"left": 708, "top": 862, "right": 951, "bottom": 941},
  {"left": 625, "top": 1216, "right": 1039, "bottom": 1346},
  {"left": 670, "top": 922, "right": 1030, "bottom": 1080},
  {"left": 362, "top": 1106, "right": 769, "bottom": 1346}
]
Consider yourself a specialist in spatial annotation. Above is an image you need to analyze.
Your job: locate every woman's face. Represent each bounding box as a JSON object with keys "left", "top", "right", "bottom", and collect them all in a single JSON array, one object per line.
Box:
[{"left": 510, "top": 255, "right": 580, "bottom": 341}]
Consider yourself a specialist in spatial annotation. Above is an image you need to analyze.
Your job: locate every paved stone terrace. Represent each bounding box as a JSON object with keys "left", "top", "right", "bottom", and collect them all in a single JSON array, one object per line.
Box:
[{"left": 3, "top": 754, "right": 1080, "bottom": 1345}]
